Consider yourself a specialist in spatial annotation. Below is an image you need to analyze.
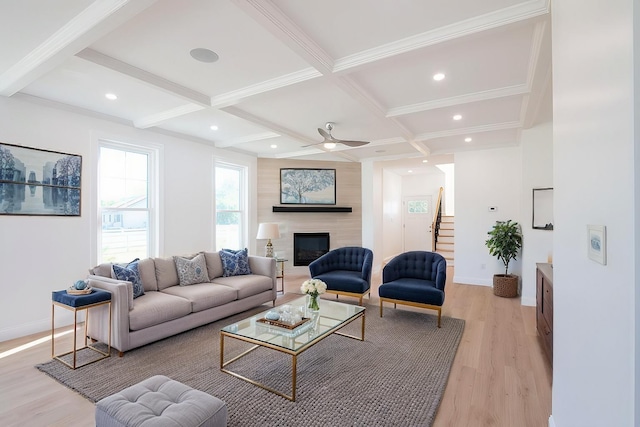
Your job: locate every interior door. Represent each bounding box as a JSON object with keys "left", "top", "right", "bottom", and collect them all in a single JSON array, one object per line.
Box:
[{"left": 402, "top": 196, "right": 432, "bottom": 252}]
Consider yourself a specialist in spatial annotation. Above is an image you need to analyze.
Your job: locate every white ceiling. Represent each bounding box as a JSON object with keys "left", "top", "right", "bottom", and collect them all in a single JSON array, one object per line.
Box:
[{"left": 0, "top": 0, "right": 552, "bottom": 175}]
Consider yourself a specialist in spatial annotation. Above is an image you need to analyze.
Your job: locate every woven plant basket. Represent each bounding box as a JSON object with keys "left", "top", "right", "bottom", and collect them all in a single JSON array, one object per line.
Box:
[{"left": 493, "top": 274, "right": 519, "bottom": 298}]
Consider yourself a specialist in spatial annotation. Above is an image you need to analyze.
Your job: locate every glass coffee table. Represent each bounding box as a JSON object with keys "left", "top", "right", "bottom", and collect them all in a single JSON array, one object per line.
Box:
[{"left": 220, "top": 296, "right": 365, "bottom": 401}]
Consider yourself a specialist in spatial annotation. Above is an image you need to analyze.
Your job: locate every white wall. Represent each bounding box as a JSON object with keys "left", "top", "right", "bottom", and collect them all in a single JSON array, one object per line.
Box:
[
  {"left": 453, "top": 147, "right": 523, "bottom": 286},
  {"left": 401, "top": 171, "right": 445, "bottom": 203},
  {"left": 552, "top": 1, "right": 638, "bottom": 426},
  {"left": 382, "top": 169, "right": 402, "bottom": 262},
  {"left": 0, "top": 96, "right": 256, "bottom": 341},
  {"left": 520, "top": 121, "right": 553, "bottom": 306}
]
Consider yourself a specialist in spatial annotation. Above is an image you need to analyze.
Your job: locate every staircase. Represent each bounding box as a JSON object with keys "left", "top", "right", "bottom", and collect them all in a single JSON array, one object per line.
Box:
[{"left": 436, "top": 216, "right": 455, "bottom": 266}]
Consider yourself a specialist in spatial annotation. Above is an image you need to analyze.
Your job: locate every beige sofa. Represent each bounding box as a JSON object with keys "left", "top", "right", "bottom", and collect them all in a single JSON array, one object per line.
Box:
[{"left": 86, "top": 251, "right": 276, "bottom": 355}]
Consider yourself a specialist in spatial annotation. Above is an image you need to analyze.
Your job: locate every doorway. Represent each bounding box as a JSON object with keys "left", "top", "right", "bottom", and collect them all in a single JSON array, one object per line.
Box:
[{"left": 402, "top": 195, "right": 432, "bottom": 252}]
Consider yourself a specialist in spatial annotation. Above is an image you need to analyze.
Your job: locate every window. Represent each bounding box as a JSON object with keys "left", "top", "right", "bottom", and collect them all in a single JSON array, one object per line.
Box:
[
  {"left": 215, "top": 164, "right": 246, "bottom": 250},
  {"left": 407, "top": 200, "right": 429, "bottom": 214},
  {"left": 98, "top": 144, "right": 155, "bottom": 262}
]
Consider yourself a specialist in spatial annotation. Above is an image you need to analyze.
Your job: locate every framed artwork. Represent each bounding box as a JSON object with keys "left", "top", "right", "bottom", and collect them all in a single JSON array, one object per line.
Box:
[
  {"left": 280, "top": 168, "right": 336, "bottom": 205},
  {"left": 587, "top": 225, "right": 606, "bottom": 265},
  {"left": 0, "top": 142, "right": 82, "bottom": 216}
]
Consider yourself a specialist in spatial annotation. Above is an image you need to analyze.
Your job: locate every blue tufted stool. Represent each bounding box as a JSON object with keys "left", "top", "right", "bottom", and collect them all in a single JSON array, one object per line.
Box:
[{"left": 95, "top": 375, "right": 227, "bottom": 427}]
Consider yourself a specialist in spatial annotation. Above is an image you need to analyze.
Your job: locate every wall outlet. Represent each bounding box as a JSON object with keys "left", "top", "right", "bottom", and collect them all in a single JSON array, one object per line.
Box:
[{"left": 481, "top": 263, "right": 486, "bottom": 270}]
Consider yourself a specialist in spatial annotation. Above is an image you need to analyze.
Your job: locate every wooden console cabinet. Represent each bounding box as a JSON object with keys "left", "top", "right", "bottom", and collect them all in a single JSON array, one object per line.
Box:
[{"left": 536, "top": 263, "right": 553, "bottom": 366}]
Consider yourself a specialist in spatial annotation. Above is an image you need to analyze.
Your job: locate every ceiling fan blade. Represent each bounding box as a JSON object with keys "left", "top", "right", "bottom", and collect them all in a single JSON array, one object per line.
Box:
[
  {"left": 335, "top": 139, "right": 369, "bottom": 147},
  {"left": 318, "top": 128, "right": 332, "bottom": 139},
  {"left": 301, "top": 141, "right": 323, "bottom": 148}
]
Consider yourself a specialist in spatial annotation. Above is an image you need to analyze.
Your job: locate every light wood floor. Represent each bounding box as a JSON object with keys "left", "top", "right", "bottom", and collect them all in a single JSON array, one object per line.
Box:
[{"left": 0, "top": 266, "right": 551, "bottom": 426}]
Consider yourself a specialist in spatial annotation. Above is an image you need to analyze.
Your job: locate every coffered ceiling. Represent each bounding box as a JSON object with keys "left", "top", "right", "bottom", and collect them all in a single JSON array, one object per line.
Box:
[{"left": 0, "top": 0, "right": 552, "bottom": 172}]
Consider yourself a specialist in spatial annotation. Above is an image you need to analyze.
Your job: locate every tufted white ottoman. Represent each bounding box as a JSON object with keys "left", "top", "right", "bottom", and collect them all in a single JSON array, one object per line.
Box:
[{"left": 95, "top": 375, "right": 227, "bottom": 427}]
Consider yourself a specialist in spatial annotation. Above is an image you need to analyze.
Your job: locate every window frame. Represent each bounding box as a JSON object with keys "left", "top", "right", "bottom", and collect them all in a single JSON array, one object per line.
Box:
[
  {"left": 214, "top": 162, "right": 248, "bottom": 251},
  {"left": 96, "top": 140, "right": 160, "bottom": 263}
]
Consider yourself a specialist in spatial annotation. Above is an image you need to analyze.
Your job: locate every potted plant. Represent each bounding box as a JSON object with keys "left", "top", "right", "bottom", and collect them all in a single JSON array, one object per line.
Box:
[{"left": 485, "top": 220, "right": 523, "bottom": 297}]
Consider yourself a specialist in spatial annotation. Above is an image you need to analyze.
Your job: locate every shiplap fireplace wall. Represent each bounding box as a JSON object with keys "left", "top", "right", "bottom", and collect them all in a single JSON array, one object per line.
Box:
[{"left": 257, "top": 158, "right": 362, "bottom": 276}]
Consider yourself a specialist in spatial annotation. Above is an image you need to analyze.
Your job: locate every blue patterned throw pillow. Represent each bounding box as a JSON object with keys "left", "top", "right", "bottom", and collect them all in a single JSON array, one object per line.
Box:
[
  {"left": 220, "top": 248, "right": 252, "bottom": 277},
  {"left": 112, "top": 258, "right": 145, "bottom": 299},
  {"left": 174, "top": 253, "right": 209, "bottom": 286}
]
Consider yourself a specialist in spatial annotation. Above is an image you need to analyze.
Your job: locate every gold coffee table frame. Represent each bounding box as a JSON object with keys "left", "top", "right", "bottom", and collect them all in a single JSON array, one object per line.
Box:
[{"left": 220, "top": 297, "right": 365, "bottom": 401}]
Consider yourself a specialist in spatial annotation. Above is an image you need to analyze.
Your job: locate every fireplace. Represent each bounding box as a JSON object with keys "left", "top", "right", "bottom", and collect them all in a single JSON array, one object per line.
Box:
[{"left": 293, "top": 233, "right": 330, "bottom": 266}]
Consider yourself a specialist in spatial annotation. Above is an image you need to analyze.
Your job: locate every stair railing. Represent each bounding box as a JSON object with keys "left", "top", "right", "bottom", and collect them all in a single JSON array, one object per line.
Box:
[{"left": 431, "top": 187, "right": 444, "bottom": 252}]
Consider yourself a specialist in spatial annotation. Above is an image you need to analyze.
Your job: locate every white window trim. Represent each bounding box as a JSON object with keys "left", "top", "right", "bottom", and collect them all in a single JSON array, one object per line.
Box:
[
  {"left": 214, "top": 162, "right": 248, "bottom": 250},
  {"left": 92, "top": 136, "right": 162, "bottom": 264}
]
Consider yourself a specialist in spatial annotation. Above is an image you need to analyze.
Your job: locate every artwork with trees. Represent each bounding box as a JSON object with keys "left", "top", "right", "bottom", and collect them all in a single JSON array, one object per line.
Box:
[
  {"left": 0, "top": 143, "right": 82, "bottom": 215},
  {"left": 280, "top": 168, "right": 336, "bottom": 204}
]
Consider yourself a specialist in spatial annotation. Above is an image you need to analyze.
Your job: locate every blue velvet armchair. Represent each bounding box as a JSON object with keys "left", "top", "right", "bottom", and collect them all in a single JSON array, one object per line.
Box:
[
  {"left": 378, "top": 251, "right": 447, "bottom": 327},
  {"left": 308, "top": 247, "right": 373, "bottom": 305}
]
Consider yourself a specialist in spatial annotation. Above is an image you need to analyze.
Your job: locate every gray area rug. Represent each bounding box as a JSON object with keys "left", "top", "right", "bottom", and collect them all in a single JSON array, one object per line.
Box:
[{"left": 37, "top": 300, "right": 464, "bottom": 427}]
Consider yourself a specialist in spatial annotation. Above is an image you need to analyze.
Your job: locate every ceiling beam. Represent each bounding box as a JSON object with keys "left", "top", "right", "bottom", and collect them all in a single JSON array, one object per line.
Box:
[
  {"left": 133, "top": 104, "right": 205, "bottom": 129},
  {"left": 415, "top": 121, "right": 521, "bottom": 141},
  {"left": 221, "top": 106, "right": 319, "bottom": 146},
  {"left": 231, "top": 0, "right": 335, "bottom": 75},
  {"left": 387, "top": 84, "right": 529, "bottom": 118},
  {"left": 77, "top": 48, "right": 211, "bottom": 106},
  {"left": 333, "top": 0, "right": 550, "bottom": 73},
  {"left": 0, "top": 0, "right": 157, "bottom": 96}
]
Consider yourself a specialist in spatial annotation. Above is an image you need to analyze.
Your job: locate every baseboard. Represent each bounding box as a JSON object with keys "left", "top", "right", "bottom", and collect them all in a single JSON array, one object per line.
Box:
[
  {"left": 0, "top": 318, "right": 50, "bottom": 343},
  {"left": 0, "top": 311, "right": 78, "bottom": 343},
  {"left": 521, "top": 296, "right": 536, "bottom": 306},
  {"left": 549, "top": 415, "right": 556, "bottom": 427},
  {"left": 453, "top": 276, "right": 492, "bottom": 286}
]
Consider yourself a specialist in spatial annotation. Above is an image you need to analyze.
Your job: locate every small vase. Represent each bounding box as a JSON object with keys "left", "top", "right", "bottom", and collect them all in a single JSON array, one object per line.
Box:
[{"left": 307, "top": 293, "right": 320, "bottom": 312}]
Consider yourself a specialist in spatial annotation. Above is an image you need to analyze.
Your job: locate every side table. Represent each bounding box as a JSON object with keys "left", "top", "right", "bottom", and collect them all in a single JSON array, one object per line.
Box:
[
  {"left": 276, "top": 258, "right": 287, "bottom": 294},
  {"left": 51, "top": 288, "right": 112, "bottom": 369}
]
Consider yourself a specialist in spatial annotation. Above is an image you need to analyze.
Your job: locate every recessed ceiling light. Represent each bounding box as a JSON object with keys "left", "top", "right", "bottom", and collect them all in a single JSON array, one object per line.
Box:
[
  {"left": 270, "top": 144, "right": 277, "bottom": 149},
  {"left": 105, "top": 93, "right": 117, "bottom": 100},
  {"left": 465, "top": 137, "right": 472, "bottom": 142},
  {"left": 422, "top": 159, "right": 428, "bottom": 163},
  {"left": 433, "top": 73, "right": 445, "bottom": 81},
  {"left": 408, "top": 170, "right": 413, "bottom": 173},
  {"left": 210, "top": 125, "right": 218, "bottom": 131},
  {"left": 453, "top": 114, "right": 462, "bottom": 121},
  {"left": 190, "top": 48, "right": 219, "bottom": 63}
]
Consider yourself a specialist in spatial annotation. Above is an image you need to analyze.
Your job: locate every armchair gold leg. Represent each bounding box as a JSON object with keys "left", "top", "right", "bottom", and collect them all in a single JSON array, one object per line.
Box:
[{"left": 379, "top": 297, "right": 443, "bottom": 328}]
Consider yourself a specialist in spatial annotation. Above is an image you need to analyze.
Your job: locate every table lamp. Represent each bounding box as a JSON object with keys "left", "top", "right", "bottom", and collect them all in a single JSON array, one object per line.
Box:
[{"left": 256, "top": 223, "right": 280, "bottom": 257}]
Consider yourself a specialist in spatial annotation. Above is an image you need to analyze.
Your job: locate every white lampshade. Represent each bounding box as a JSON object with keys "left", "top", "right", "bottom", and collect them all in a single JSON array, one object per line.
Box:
[{"left": 256, "top": 223, "right": 280, "bottom": 240}]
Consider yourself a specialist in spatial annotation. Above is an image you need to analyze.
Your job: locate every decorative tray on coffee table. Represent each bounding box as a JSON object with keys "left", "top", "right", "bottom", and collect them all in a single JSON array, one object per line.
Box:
[{"left": 257, "top": 317, "right": 310, "bottom": 330}]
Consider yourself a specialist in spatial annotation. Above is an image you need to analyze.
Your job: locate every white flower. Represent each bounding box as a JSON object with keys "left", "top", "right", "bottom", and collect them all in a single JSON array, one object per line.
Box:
[{"left": 300, "top": 279, "right": 327, "bottom": 295}]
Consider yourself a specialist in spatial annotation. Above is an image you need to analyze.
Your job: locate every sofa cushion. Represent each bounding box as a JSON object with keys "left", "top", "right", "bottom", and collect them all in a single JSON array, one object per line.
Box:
[
  {"left": 203, "top": 252, "right": 224, "bottom": 280},
  {"left": 212, "top": 274, "right": 273, "bottom": 299},
  {"left": 154, "top": 257, "right": 179, "bottom": 290},
  {"left": 128, "top": 291, "right": 192, "bottom": 331},
  {"left": 137, "top": 258, "right": 158, "bottom": 292},
  {"left": 219, "top": 248, "right": 252, "bottom": 277},
  {"left": 112, "top": 260, "right": 145, "bottom": 299},
  {"left": 174, "top": 253, "right": 209, "bottom": 286},
  {"left": 162, "top": 283, "right": 238, "bottom": 312}
]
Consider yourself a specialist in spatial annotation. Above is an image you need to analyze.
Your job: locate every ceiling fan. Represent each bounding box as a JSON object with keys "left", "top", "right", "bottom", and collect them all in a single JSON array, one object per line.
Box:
[{"left": 305, "top": 122, "right": 370, "bottom": 149}]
